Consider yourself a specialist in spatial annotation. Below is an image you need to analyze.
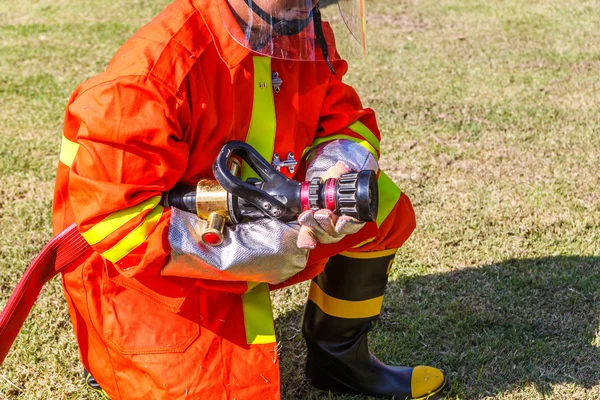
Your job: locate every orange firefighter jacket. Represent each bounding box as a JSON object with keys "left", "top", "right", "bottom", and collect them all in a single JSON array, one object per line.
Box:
[{"left": 51, "top": 0, "right": 407, "bottom": 398}]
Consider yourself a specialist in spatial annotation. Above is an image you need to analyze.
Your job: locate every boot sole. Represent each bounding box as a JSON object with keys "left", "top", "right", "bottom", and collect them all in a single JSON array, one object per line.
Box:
[{"left": 307, "top": 374, "right": 449, "bottom": 400}]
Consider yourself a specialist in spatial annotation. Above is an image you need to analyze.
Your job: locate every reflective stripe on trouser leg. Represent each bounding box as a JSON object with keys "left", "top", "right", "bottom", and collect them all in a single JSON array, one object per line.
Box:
[{"left": 240, "top": 56, "right": 278, "bottom": 345}]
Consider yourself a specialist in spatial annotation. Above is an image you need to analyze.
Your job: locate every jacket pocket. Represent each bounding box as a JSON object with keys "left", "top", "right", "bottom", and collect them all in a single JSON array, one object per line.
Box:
[{"left": 101, "top": 268, "right": 200, "bottom": 354}]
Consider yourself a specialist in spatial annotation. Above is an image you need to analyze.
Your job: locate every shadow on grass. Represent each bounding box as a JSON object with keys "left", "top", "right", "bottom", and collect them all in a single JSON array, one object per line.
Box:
[{"left": 276, "top": 256, "right": 600, "bottom": 399}]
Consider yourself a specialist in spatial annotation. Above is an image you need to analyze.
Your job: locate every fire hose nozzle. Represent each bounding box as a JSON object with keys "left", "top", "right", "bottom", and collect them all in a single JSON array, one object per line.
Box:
[{"left": 162, "top": 141, "right": 379, "bottom": 246}]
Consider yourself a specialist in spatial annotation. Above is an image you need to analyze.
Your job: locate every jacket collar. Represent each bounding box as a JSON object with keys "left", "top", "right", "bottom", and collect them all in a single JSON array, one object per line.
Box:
[
  {"left": 193, "top": 0, "right": 335, "bottom": 67},
  {"left": 193, "top": 0, "right": 251, "bottom": 68}
]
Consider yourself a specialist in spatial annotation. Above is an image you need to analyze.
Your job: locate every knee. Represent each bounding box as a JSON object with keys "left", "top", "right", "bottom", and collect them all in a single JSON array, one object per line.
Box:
[{"left": 359, "top": 193, "right": 416, "bottom": 252}]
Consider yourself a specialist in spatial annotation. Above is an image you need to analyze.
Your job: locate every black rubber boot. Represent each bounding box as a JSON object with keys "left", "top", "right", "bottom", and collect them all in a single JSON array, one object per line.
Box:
[
  {"left": 84, "top": 368, "right": 110, "bottom": 398},
  {"left": 302, "top": 251, "right": 448, "bottom": 399}
]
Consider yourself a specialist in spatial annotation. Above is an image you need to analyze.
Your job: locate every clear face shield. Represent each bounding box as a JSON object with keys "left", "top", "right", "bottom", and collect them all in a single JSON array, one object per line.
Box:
[{"left": 219, "top": 0, "right": 367, "bottom": 63}]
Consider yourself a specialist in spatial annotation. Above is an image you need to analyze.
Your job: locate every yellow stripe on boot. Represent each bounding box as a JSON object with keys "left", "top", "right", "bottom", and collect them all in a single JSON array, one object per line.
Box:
[{"left": 308, "top": 281, "right": 383, "bottom": 319}]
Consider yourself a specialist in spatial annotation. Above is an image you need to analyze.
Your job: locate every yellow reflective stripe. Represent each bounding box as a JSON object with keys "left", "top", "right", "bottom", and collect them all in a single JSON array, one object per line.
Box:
[
  {"left": 310, "top": 134, "right": 378, "bottom": 159},
  {"left": 347, "top": 120, "right": 380, "bottom": 153},
  {"left": 240, "top": 56, "right": 277, "bottom": 345},
  {"left": 339, "top": 248, "right": 398, "bottom": 259},
  {"left": 81, "top": 196, "right": 162, "bottom": 245},
  {"left": 340, "top": 248, "right": 398, "bottom": 275},
  {"left": 59, "top": 135, "right": 79, "bottom": 167},
  {"left": 351, "top": 237, "right": 376, "bottom": 248},
  {"left": 242, "top": 282, "right": 276, "bottom": 344},
  {"left": 351, "top": 171, "right": 402, "bottom": 249},
  {"left": 101, "top": 204, "right": 164, "bottom": 263},
  {"left": 242, "top": 56, "right": 276, "bottom": 180},
  {"left": 376, "top": 171, "right": 401, "bottom": 227},
  {"left": 308, "top": 281, "right": 383, "bottom": 319}
]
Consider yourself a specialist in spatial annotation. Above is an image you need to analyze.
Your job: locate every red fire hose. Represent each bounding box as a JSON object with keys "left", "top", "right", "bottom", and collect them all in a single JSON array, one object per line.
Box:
[{"left": 0, "top": 224, "right": 93, "bottom": 365}]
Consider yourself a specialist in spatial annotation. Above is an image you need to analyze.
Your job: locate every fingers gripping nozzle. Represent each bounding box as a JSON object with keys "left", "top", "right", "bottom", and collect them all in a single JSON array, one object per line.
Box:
[{"left": 162, "top": 141, "right": 378, "bottom": 245}]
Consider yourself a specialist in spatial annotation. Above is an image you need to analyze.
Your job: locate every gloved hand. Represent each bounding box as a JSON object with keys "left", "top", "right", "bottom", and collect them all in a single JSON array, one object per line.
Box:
[
  {"left": 296, "top": 161, "right": 366, "bottom": 249},
  {"left": 163, "top": 207, "right": 309, "bottom": 284}
]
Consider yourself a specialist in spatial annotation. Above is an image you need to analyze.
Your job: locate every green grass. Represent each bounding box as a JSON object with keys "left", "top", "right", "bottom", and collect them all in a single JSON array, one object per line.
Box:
[{"left": 1, "top": 0, "right": 599, "bottom": 398}]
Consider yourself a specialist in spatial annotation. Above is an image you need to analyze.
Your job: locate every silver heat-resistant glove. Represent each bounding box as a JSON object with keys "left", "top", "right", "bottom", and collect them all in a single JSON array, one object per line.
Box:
[
  {"left": 304, "top": 139, "right": 379, "bottom": 182},
  {"left": 162, "top": 208, "right": 308, "bottom": 284},
  {"left": 297, "top": 139, "right": 379, "bottom": 249}
]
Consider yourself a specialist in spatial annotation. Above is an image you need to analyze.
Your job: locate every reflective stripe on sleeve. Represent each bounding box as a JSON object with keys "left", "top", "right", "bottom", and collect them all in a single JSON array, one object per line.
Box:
[
  {"left": 350, "top": 172, "right": 402, "bottom": 248},
  {"left": 347, "top": 120, "right": 380, "bottom": 153},
  {"left": 101, "top": 204, "right": 164, "bottom": 263},
  {"left": 81, "top": 196, "right": 162, "bottom": 245},
  {"left": 309, "top": 134, "right": 378, "bottom": 159},
  {"left": 59, "top": 135, "right": 80, "bottom": 167},
  {"left": 376, "top": 171, "right": 401, "bottom": 227}
]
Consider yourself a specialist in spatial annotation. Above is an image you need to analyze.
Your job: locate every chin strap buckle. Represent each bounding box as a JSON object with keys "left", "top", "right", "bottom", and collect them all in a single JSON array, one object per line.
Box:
[{"left": 272, "top": 152, "right": 297, "bottom": 174}]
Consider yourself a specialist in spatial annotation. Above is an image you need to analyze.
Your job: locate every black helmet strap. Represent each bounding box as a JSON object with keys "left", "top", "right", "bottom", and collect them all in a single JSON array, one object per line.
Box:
[
  {"left": 313, "top": 5, "right": 336, "bottom": 74},
  {"left": 246, "top": 1, "right": 314, "bottom": 36}
]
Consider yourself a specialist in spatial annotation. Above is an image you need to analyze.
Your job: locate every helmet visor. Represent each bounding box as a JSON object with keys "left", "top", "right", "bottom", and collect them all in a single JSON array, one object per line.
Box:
[{"left": 218, "top": 0, "right": 367, "bottom": 61}]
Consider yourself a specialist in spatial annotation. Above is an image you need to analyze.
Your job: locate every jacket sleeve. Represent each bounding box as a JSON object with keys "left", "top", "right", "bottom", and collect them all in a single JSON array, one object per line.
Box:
[
  {"left": 313, "top": 59, "right": 382, "bottom": 161},
  {"left": 313, "top": 60, "right": 404, "bottom": 232},
  {"left": 65, "top": 75, "right": 190, "bottom": 277}
]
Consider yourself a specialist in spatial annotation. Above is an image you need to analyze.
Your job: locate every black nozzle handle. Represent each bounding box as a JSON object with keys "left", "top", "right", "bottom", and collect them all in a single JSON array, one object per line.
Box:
[{"left": 212, "top": 141, "right": 289, "bottom": 219}]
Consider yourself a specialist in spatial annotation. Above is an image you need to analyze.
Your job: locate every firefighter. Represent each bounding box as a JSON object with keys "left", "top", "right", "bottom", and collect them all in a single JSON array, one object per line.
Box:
[{"left": 52, "top": 0, "right": 448, "bottom": 398}]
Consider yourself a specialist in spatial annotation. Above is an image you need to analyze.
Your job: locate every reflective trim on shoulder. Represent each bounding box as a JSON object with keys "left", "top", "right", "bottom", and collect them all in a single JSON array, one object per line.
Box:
[
  {"left": 308, "top": 281, "right": 383, "bottom": 319},
  {"left": 347, "top": 120, "right": 380, "bottom": 153},
  {"left": 101, "top": 204, "right": 164, "bottom": 263},
  {"left": 309, "top": 134, "right": 378, "bottom": 159},
  {"left": 242, "top": 282, "right": 276, "bottom": 344},
  {"left": 81, "top": 196, "right": 162, "bottom": 245},
  {"left": 59, "top": 135, "right": 79, "bottom": 167}
]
